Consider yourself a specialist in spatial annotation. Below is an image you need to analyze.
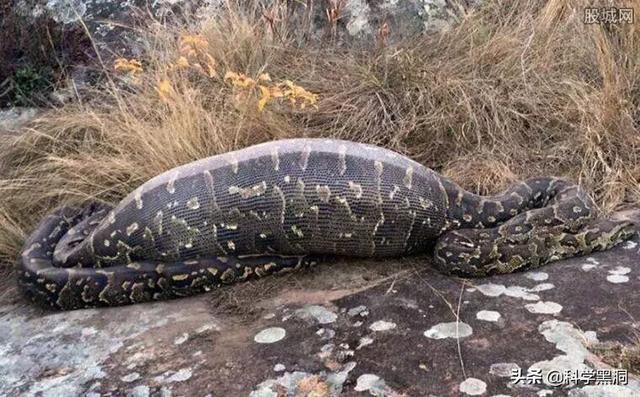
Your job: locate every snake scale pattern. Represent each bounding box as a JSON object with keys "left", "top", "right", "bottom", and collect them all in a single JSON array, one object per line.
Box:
[{"left": 19, "top": 139, "right": 635, "bottom": 310}]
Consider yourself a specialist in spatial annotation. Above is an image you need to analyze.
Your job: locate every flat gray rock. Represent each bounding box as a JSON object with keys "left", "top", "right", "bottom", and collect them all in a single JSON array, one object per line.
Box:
[
  {"left": 15, "top": 0, "right": 481, "bottom": 49},
  {"left": 1, "top": 210, "right": 639, "bottom": 396},
  {"left": 0, "top": 107, "right": 39, "bottom": 134}
]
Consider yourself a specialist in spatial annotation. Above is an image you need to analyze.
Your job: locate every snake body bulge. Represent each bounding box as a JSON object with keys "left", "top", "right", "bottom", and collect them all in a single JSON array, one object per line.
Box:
[
  {"left": 58, "top": 139, "right": 448, "bottom": 264},
  {"left": 19, "top": 139, "right": 635, "bottom": 309}
]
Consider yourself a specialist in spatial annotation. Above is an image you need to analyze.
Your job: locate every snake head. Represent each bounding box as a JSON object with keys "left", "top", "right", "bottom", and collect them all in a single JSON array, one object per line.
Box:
[
  {"left": 581, "top": 218, "right": 636, "bottom": 250},
  {"left": 433, "top": 229, "right": 499, "bottom": 277}
]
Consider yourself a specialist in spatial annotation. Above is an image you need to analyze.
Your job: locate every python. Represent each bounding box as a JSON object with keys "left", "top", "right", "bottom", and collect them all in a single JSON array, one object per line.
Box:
[{"left": 19, "top": 139, "right": 634, "bottom": 309}]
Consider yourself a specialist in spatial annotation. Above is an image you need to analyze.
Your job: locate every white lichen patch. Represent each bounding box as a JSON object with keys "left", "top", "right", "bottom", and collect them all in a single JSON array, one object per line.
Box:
[
  {"left": 581, "top": 263, "right": 597, "bottom": 271},
  {"left": 44, "top": 0, "right": 88, "bottom": 23},
  {"left": 525, "top": 301, "right": 563, "bottom": 315},
  {"left": 504, "top": 286, "right": 540, "bottom": 301},
  {"left": 164, "top": 368, "right": 192, "bottom": 383},
  {"left": 254, "top": 327, "right": 286, "bottom": 344},
  {"left": 609, "top": 266, "right": 631, "bottom": 275},
  {"left": 0, "top": 302, "right": 187, "bottom": 396},
  {"left": 606, "top": 274, "right": 629, "bottom": 284},
  {"left": 316, "top": 328, "right": 336, "bottom": 340},
  {"left": 474, "top": 283, "right": 540, "bottom": 301},
  {"left": 129, "top": 385, "right": 150, "bottom": 397},
  {"left": 476, "top": 310, "right": 501, "bottom": 322},
  {"left": 295, "top": 305, "right": 337, "bottom": 324},
  {"left": 526, "top": 271, "right": 549, "bottom": 281},
  {"left": 475, "top": 283, "right": 506, "bottom": 297},
  {"left": 489, "top": 362, "right": 520, "bottom": 377},
  {"left": 121, "top": 372, "right": 140, "bottom": 382},
  {"left": 357, "top": 336, "right": 374, "bottom": 350},
  {"left": 424, "top": 322, "right": 473, "bottom": 339},
  {"left": 347, "top": 305, "right": 369, "bottom": 317},
  {"left": 623, "top": 240, "right": 637, "bottom": 250},
  {"left": 530, "top": 283, "right": 555, "bottom": 292},
  {"left": 344, "top": 0, "right": 372, "bottom": 36},
  {"left": 195, "top": 323, "right": 221, "bottom": 334},
  {"left": 81, "top": 327, "right": 97, "bottom": 337},
  {"left": 273, "top": 364, "right": 285, "bottom": 372},
  {"left": 525, "top": 320, "right": 591, "bottom": 387},
  {"left": 459, "top": 377, "right": 487, "bottom": 395},
  {"left": 583, "top": 331, "right": 599, "bottom": 344},
  {"left": 605, "top": 267, "right": 631, "bottom": 283},
  {"left": 174, "top": 333, "right": 189, "bottom": 345},
  {"left": 318, "top": 343, "right": 335, "bottom": 359},
  {"left": 354, "top": 374, "right": 387, "bottom": 395},
  {"left": 369, "top": 320, "right": 397, "bottom": 332},
  {"left": 250, "top": 362, "right": 356, "bottom": 397},
  {"left": 520, "top": 320, "right": 640, "bottom": 393}
]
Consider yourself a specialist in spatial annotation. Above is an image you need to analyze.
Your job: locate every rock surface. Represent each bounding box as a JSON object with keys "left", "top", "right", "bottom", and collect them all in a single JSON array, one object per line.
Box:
[
  {"left": 0, "top": 107, "right": 39, "bottom": 134},
  {"left": 15, "top": 0, "right": 479, "bottom": 48},
  {"left": 1, "top": 210, "right": 639, "bottom": 396}
]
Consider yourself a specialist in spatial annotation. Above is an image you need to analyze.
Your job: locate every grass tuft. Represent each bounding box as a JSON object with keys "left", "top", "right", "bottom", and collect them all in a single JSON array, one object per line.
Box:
[{"left": 591, "top": 339, "right": 640, "bottom": 375}]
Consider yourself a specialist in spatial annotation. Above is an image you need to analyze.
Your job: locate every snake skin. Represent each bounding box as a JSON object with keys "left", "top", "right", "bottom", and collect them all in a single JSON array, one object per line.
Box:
[{"left": 19, "top": 139, "right": 635, "bottom": 309}]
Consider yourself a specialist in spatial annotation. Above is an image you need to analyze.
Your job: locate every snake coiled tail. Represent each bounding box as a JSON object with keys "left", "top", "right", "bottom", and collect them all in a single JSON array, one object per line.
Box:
[
  {"left": 17, "top": 139, "right": 635, "bottom": 310},
  {"left": 19, "top": 203, "right": 317, "bottom": 310},
  {"left": 433, "top": 177, "right": 635, "bottom": 276}
]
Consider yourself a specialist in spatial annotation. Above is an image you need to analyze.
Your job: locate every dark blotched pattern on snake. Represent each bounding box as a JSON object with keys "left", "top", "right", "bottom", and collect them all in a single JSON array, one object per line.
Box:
[{"left": 19, "top": 139, "right": 635, "bottom": 309}]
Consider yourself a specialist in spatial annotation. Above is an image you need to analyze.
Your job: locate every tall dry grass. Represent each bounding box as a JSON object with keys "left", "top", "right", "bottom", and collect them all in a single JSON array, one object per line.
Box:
[{"left": 1, "top": 0, "right": 639, "bottom": 267}]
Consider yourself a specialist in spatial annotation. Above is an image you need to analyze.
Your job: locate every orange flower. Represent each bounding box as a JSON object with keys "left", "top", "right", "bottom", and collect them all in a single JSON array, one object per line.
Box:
[
  {"left": 224, "top": 71, "right": 256, "bottom": 88},
  {"left": 114, "top": 58, "right": 143, "bottom": 74}
]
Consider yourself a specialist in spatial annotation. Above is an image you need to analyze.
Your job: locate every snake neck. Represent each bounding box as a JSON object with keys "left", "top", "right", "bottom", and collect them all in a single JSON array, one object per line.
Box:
[
  {"left": 438, "top": 176, "right": 584, "bottom": 232},
  {"left": 51, "top": 202, "right": 112, "bottom": 267}
]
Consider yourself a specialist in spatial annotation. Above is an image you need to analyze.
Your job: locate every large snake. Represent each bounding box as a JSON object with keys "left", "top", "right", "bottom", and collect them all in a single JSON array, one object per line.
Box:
[{"left": 19, "top": 139, "right": 635, "bottom": 310}]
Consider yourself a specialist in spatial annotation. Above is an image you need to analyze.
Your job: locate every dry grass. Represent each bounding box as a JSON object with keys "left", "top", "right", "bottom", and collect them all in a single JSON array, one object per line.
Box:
[
  {"left": 591, "top": 339, "right": 640, "bottom": 375},
  {"left": 1, "top": 0, "right": 640, "bottom": 267}
]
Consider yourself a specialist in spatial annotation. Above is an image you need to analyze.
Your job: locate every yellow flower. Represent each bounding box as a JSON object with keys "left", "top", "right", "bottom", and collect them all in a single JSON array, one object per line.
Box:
[
  {"left": 155, "top": 79, "right": 173, "bottom": 102},
  {"left": 224, "top": 71, "right": 238, "bottom": 82},
  {"left": 204, "top": 54, "right": 218, "bottom": 78},
  {"left": 278, "top": 80, "right": 318, "bottom": 109},
  {"left": 224, "top": 71, "right": 256, "bottom": 88},
  {"left": 179, "top": 34, "right": 209, "bottom": 58},
  {"left": 175, "top": 56, "right": 190, "bottom": 69},
  {"left": 258, "top": 73, "right": 271, "bottom": 82},
  {"left": 268, "top": 85, "right": 284, "bottom": 98},
  {"left": 257, "top": 86, "right": 271, "bottom": 111},
  {"left": 223, "top": 69, "right": 317, "bottom": 111},
  {"left": 114, "top": 58, "right": 143, "bottom": 74},
  {"left": 180, "top": 34, "right": 208, "bottom": 50}
]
